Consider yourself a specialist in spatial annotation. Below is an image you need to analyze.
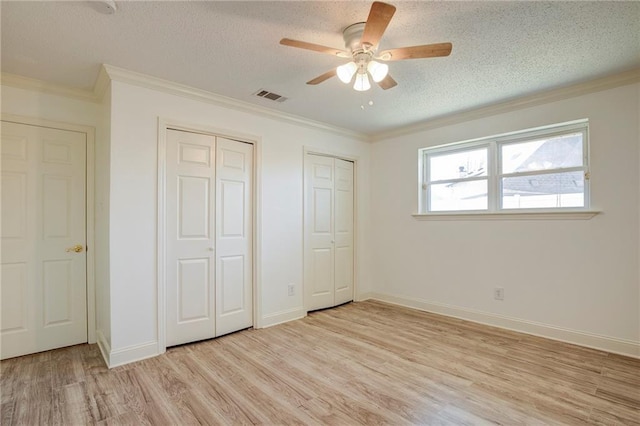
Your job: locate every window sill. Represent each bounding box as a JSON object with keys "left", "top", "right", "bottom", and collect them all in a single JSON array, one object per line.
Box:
[{"left": 412, "top": 210, "right": 600, "bottom": 221}]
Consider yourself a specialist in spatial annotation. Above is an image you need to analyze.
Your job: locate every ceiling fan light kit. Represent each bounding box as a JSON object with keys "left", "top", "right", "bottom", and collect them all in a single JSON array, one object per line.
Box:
[
  {"left": 280, "top": 1, "right": 453, "bottom": 92},
  {"left": 367, "top": 61, "right": 389, "bottom": 83},
  {"left": 354, "top": 73, "right": 371, "bottom": 91},
  {"left": 337, "top": 61, "right": 358, "bottom": 83}
]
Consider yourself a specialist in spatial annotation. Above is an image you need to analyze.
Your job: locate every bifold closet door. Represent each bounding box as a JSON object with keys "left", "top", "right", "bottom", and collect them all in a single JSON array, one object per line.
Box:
[
  {"left": 215, "top": 137, "right": 253, "bottom": 336},
  {"left": 166, "top": 130, "right": 217, "bottom": 346},
  {"left": 333, "top": 158, "right": 354, "bottom": 306},
  {"left": 304, "top": 154, "right": 354, "bottom": 311},
  {"left": 166, "top": 130, "right": 253, "bottom": 347}
]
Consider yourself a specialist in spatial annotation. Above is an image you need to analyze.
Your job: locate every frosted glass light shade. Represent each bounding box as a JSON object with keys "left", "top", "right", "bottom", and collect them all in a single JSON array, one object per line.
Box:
[
  {"left": 353, "top": 73, "right": 371, "bottom": 91},
  {"left": 367, "top": 60, "right": 389, "bottom": 83},
  {"left": 336, "top": 62, "right": 357, "bottom": 84}
]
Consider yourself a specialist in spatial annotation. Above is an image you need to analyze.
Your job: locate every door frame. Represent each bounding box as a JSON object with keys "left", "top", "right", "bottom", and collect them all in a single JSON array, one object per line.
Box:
[
  {"left": 156, "top": 117, "right": 261, "bottom": 354},
  {"left": 1, "top": 113, "right": 97, "bottom": 345},
  {"left": 303, "top": 147, "right": 359, "bottom": 313}
]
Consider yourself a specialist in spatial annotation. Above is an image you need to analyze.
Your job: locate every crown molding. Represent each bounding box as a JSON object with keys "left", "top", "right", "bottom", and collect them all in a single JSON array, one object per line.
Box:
[
  {"left": 372, "top": 67, "right": 640, "bottom": 142},
  {"left": 0, "top": 66, "right": 367, "bottom": 141},
  {"left": 3, "top": 66, "right": 637, "bottom": 143},
  {"left": 100, "top": 65, "right": 368, "bottom": 141}
]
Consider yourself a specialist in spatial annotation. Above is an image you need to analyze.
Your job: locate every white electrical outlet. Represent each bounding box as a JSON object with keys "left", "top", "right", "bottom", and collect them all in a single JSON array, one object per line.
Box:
[
  {"left": 494, "top": 287, "right": 504, "bottom": 300},
  {"left": 288, "top": 284, "right": 295, "bottom": 296}
]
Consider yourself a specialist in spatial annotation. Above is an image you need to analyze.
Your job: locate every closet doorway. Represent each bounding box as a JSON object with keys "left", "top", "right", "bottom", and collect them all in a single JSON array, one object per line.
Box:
[
  {"left": 304, "top": 152, "right": 355, "bottom": 311},
  {"left": 163, "top": 128, "right": 254, "bottom": 346}
]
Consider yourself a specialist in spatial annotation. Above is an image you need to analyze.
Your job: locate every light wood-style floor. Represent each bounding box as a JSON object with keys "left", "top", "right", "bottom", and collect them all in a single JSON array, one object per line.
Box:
[{"left": 1, "top": 300, "right": 639, "bottom": 425}]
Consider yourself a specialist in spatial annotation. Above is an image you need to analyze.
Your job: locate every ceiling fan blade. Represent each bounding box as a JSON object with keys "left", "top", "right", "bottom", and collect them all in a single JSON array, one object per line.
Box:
[
  {"left": 379, "top": 43, "right": 453, "bottom": 61},
  {"left": 280, "top": 38, "right": 348, "bottom": 57},
  {"left": 377, "top": 74, "right": 397, "bottom": 90},
  {"left": 307, "top": 69, "right": 337, "bottom": 85},
  {"left": 361, "top": 2, "right": 396, "bottom": 48}
]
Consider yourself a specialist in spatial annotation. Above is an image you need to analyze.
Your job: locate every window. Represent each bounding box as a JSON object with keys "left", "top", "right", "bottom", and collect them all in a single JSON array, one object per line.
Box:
[{"left": 419, "top": 120, "right": 589, "bottom": 214}]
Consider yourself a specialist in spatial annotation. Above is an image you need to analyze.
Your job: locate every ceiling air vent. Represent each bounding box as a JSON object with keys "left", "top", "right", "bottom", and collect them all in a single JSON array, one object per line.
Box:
[{"left": 254, "top": 89, "right": 288, "bottom": 103}]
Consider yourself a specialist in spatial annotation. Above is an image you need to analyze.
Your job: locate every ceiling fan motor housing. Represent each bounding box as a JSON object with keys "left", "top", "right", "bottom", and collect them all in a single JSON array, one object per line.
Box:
[{"left": 342, "top": 22, "right": 368, "bottom": 52}]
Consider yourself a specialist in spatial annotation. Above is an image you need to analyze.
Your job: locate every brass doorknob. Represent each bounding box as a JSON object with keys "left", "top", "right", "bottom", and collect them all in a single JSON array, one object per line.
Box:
[{"left": 66, "top": 244, "right": 84, "bottom": 253}]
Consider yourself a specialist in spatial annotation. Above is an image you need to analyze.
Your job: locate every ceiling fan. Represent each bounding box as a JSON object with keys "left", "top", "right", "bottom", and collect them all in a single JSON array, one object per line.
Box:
[{"left": 280, "top": 1, "right": 452, "bottom": 91}]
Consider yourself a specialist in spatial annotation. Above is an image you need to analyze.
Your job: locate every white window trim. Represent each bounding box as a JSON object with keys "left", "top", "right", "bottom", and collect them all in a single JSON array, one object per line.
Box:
[
  {"left": 417, "top": 119, "right": 600, "bottom": 219},
  {"left": 412, "top": 210, "right": 600, "bottom": 221}
]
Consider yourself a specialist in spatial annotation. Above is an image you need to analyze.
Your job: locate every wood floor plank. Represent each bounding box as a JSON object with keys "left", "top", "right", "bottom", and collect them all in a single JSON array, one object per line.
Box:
[
  {"left": 51, "top": 345, "right": 86, "bottom": 389},
  {"left": 1, "top": 356, "right": 52, "bottom": 404},
  {"left": 94, "top": 411, "right": 144, "bottom": 426},
  {"left": 84, "top": 370, "right": 130, "bottom": 422},
  {"left": 188, "top": 348, "right": 318, "bottom": 425},
  {"left": 1, "top": 300, "right": 638, "bottom": 425},
  {"left": 165, "top": 350, "right": 257, "bottom": 424},
  {"left": 1, "top": 400, "right": 15, "bottom": 425},
  {"left": 10, "top": 382, "right": 54, "bottom": 425},
  {"left": 53, "top": 382, "right": 93, "bottom": 425}
]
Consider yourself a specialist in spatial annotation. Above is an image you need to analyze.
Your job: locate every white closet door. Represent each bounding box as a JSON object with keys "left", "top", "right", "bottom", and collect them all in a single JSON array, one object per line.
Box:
[
  {"left": 334, "top": 159, "right": 354, "bottom": 305},
  {"left": 305, "top": 154, "right": 336, "bottom": 311},
  {"left": 1, "top": 122, "right": 87, "bottom": 359},
  {"left": 215, "top": 138, "right": 253, "bottom": 336},
  {"left": 166, "top": 129, "right": 216, "bottom": 346}
]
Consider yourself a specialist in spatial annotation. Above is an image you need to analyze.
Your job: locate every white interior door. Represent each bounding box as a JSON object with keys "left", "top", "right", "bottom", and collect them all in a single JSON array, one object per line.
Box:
[
  {"left": 304, "top": 154, "right": 354, "bottom": 311},
  {"left": 166, "top": 130, "right": 253, "bottom": 346},
  {"left": 215, "top": 138, "right": 253, "bottom": 336},
  {"left": 333, "top": 159, "right": 354, "bottom": 305},
  {"left": 1, "top": 121, "right": 87, "bottom": 360},
  {"left": 166, "top": 129, "right": 216, "bottom": 346}
]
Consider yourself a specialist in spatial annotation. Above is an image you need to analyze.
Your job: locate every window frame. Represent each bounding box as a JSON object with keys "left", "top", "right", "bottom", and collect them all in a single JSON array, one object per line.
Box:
[{"left": 419, "top": 120, "right": 591, "bottom": 215}]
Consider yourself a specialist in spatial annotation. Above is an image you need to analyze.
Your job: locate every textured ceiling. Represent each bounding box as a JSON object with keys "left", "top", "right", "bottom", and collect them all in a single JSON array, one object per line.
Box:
[{"left": 2, "top": 1, "right": 639, "bottom": 135}]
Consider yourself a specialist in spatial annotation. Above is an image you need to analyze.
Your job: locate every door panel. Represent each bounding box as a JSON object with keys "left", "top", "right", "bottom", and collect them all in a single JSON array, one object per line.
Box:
[
  {"left": 311, "top": 248, "right": 333, "bottom": 297},
  {"left": 1, "top": 172, "right": 27, "bottom": 238},
  {"left": 313, "top": 188, "right": 332, "bottom": 233},
  {"left": 335, "top": 246, "right": 353, "bottom": 292},
  {"left": 178, "top": 176, "right": 210, "bottom": 238},
  {"left": 43, "top": 175, "right": 72, "bottom": 238},
  {"left": 43, "top": 259, "right": 73, "bottom": 326},
  {"left": 215, "top": 138, "right": 253, "bottom": 336},
  {"left": 219, "top": 255, "right": 245, "bottom": 314},
  {"left": 1, "top": 121, "right": 87, "bottom": 360},
  {"left": 220, "top": 180, "right": 245, "bottom": 237},
  {"left": 1, "top": 263, "right": 27, "bottom": 332},
  {"left": 166, "top": 129, "right": 216, "bottom": 346},
  {"left": 177, "top": 258, "right": 211, "bottom": 321}
]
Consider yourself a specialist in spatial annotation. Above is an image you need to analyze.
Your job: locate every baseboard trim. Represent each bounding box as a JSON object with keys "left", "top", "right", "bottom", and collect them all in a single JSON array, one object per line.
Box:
[
  {"left": 356, "top": 291, "right": 374, "bottom": 302},
  {"left": 107, "top": 341, "right": 159, "bottom": 368},
  {"left": 261, "top": 307, "right": 306, "bottom": 328},
  {"left": 366, "top": 292, "right": 640, "bottom": 359},
  {"left": 96, "top": 330, "right": 111, "bottom": 367}
]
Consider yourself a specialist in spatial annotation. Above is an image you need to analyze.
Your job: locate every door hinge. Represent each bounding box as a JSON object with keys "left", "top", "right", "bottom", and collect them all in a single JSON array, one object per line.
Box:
[
  {"left": 584, "top": 171, "right": 591, "bottom": 180},
  {"left": 422, "top": 183, "right": 427, "bottom": 190}
]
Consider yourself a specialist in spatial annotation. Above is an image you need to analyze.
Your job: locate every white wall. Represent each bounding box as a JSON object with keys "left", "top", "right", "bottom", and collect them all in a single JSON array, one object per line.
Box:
[
  {"left": 1, "top": 86, "right": 100, "bottom": 126},
  {"left": 371, "top": 83, "right": 640, "bottom": 355},
  {"left": 107, "top": 80, "right": 371, "bottom": 359}
]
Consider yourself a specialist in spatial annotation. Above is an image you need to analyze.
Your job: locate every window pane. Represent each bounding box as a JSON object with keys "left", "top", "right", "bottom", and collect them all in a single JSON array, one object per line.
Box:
[
  {"left": 430, "top": 179, "right": 488, "bottom": 211},
  {"left": 429, "top": 148, "right": 487, "bottom": 181},
  {"left": 501, "top": 132, "right": 583, "bottom": 174},
  {"left": 502, "top": 171, "right": 584, "bottom": 209}
]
